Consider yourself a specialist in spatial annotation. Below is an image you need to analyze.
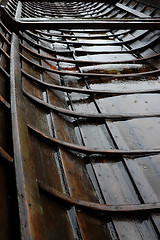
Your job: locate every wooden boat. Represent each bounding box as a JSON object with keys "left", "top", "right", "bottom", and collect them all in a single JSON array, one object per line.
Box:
[{"left": 1, "top": 0, "right": 160, "bottom": 239}]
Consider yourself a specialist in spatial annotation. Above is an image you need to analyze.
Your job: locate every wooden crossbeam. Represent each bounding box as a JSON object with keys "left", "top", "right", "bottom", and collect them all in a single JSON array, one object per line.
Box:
[{"left": 1, "top": 6, "right": 160, "bottom": 30}]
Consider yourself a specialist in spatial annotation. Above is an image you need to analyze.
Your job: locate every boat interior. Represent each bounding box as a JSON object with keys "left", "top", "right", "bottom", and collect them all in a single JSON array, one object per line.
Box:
[{"left": 1, "top": 0, "right": 160, "bottom": 239}]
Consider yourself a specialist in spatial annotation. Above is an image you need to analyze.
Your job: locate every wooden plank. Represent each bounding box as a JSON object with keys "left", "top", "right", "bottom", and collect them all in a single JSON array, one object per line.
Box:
[
  {"left": 22, "top": 34, "right": 78, "bottom": 239},
  {"left": 38, "top": 35, "right": 114, "bottom": 240},
  {"left": 10, "top": 33, "right": 47, "bottom": 240},
  {"left": 57, "top": 27, "right": 160, "bottom": 238}
]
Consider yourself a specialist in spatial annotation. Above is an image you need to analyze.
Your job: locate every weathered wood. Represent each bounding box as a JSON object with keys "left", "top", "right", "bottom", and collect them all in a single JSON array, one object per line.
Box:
[
  {"left": 2, "top": 6, "right": 160, "bottom": 31},
  {"left": 22, "top": 35, "right": 78, "bottom": 239},
  {"left": 10, "top": 33, "right": 47, "bottom": 240}
]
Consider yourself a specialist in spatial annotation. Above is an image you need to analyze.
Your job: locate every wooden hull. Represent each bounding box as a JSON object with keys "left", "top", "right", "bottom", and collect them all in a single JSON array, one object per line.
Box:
[{"left": 1, "top": 0, "right": 160, "bottom": 239}]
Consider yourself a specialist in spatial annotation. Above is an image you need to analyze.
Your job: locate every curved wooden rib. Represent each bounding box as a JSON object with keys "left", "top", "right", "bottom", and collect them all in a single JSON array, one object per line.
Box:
[
  {"left": 0, "top": 146, "right": 13, "bottom": 163},
  {"left": 75, "top": 35, "right": 160, "bottom": 54},
  {"left": 35, "top": 29, "right": 131, "bottom": 38},
  {"left": 21, "top": 54, "right": 160, "bottom": 78},
  {"left": 0, "top": 95, "right": 10, "bottom": 108},
  {"left": 0, "top": 47, "right": 10, "bottom": 59},
  {"left": 0, "top": 32, "right": 11, "bottom": 45},
  {"left": 0, "top": 66, "right": 10, "bottom": 78},
  {"left": 0, "top": 21, "right": 11, "bottom": 35},
  {"left": 38, "top": 181, "right": 160, "bottom": 213},
  {"left": 28, "top": 124, "right": 160, "bottom": 157},
  {"left": 24, "top": 89, "right": 160, "bottom": 120},
  {"left": 25, "top": 29, "right": 148, "bottom": 46},
  {"left": 20, "top": 32, "right": 160, "bottom": 55},
  {"left": 22, "top": 70, "right": 160, "bottom": 96},
  {"left": 57, "top": 28, "right": 132, "bottom": 33},
  {"left": 21, "top": 43, "right": 160, "bottom": 65}
]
